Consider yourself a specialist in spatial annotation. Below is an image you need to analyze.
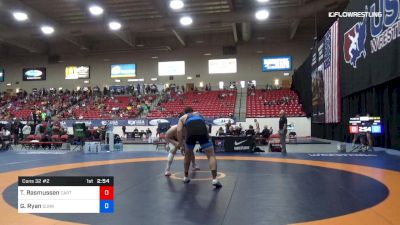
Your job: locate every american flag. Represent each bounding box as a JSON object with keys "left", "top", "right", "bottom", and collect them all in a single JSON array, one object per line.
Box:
[{"left": 323, "top": 20, "right": 340, "bottom": 123}]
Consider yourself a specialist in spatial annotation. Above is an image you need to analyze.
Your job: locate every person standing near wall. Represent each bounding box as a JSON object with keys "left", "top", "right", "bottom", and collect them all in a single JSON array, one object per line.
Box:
[
  {"left": 279, "top": 110, "right": 288, "bottom": 154},
  {"left": 254, "top": 119, "right": 260, "bottom": 133}
]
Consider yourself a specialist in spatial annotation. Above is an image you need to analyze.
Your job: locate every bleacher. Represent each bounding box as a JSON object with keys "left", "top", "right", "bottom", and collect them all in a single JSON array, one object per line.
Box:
[
  {"left": 247, "top": 89, "right": 305, "bottom": 118},
  {"left": 147, "top": 90, "right": 236, "bottom": 118},
  {"left": 72, "top": 96, "right": 140, "bottom": 120}
]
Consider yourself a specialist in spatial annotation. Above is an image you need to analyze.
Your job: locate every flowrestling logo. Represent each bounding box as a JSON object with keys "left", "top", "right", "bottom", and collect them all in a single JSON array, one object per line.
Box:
[
  {"left": 329, "top": 11, "right": 383, "bottom": 18},
  {"left": 343, "top": 0, "right": 400, "bottom": 68}
]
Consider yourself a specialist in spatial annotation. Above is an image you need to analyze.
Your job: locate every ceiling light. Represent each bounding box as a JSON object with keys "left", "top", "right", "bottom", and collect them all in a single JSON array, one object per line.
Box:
[
  {"left": 6, "top": 83, "right": 11, "bottom": 86},
  {"left": 151, "top": 78, "right": 158, "bottom": 81},
  {"left": 180, "top": 16, "right": 193, "bottom": 26},
  {"left": 257, "top": 0, "right": 270, "bottom": 3},
  {"left": 283, "top": 72, "right": 290, "bottom": 76},
  {"left": 84, "top": 80, "right": 90, "bottom": 84},
  {"left": 170, "top": 0, "right": 184, "bottom": 10},
  {"left": 115, "top": 79, "right": 121, "bottom": 83},
  {"left": 151, "top": 56, "right": 158, "bottom": 59},
  {"left": 204, "top": 53, "right": 212, "bottom": 56},
  {"left": 109, "top": 21, "right": 122, "bottom": 31},
  {"left": 41, "top": 26, "right": 55, "bottom": 35},
  {"left": 89, "top": 5, "right": 104, "bottom": 16},
  {"left": 255, "top": 9, "right": 269, "bottom": 20},
  {"left": 13, "top": 12, "right": 28, "bottom": 21},
  {"left": 187, "top": 76, "right": 192, "bottom": 80}
]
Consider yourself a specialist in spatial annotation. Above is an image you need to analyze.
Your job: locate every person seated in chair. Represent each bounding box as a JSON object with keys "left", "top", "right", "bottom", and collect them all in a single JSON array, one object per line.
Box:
[
  {"left": 245, "top": 125, "right": 256, "bottom": 136},
  {"left": 216, "top": 127, "right": 225, "bottom": 136},
  {"left": 260, "top": 125, "right": 271, "bottom": 145},
  {"left": 0, "top": 127, "right": 11, "bottom": 151}
]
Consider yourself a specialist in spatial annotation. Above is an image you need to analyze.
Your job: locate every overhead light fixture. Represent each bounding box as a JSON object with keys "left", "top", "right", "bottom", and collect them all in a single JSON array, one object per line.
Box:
[
  {"left": 203, "top": 53, "right": 212, "bottom": 56},
  {"left": 76, "top": 86, "right": 81, "bottom": 90},
  {"left": 180, "top": 16, "right": 193, "bottom": 26},
  {"left": 84, "top": 80, "right": 90, "bottom": 84},
  {"left": 187, "top": 76, "right": 193, "bottom": 80},
  {"left": 283, "top": 72, "right": 290, "bottom": 76},
  {"left": 257, "top": 0, "right": 270, "bottom": 3},
  {"left": 13, "top": 12, "right": 28, "bottom": 21},
  {"left": 89, "top": 5, "right": 104, "bottom": 16},
  {"left": 170, "top": 0, "right": 184, "bottom": 10},
  {"left": 58, "top": 87, "right": 63, "bottom": 90},
  {"left": 151, "top": 56, "right": 158, "bottom": 59},
  {"left": 151, "top": 78, "right": 158, "bottom": 81},
  {"left": 255, "top": 9, "right": 269, "bottom": 21},
  {"left": 115, "top": 79, "right": 121, "bottom": 83},
  {"left": 274, "top": 79, "right": 279, "bottom": 86},
  {"left": 6, "top": 83, "right": 11, "bottom": 86},
  {"left": 109, "top": 21, "right": 122, "bottom": 31},
  {"left": 41, "top": 25, "right": 55, "bottom": 35}
]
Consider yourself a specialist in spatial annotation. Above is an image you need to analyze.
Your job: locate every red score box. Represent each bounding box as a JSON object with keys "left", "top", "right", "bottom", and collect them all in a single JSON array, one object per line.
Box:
[
  {"left": 349, "top": 126, "right": 359, "bottom": 134},
  {"left": 100, "top": 186, "right": 114, "bottom": 200}
]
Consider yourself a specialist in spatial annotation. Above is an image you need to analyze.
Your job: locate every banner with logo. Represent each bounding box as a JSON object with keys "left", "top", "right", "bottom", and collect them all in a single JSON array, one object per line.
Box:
[
  {"left": 60, "top": 118, "right": 236, "bottom": 127},
  {"left": 311, "top": 21, "right": 340, "bottom": 123},
  {"left": 211, "top": 136, "right": 255, "bottom": 152},
  {"left": 340, "top": 0, "right": 400, "bottom": 96},
  {"left": 23, "top": 68, "right": 46, "bottom": 81}
]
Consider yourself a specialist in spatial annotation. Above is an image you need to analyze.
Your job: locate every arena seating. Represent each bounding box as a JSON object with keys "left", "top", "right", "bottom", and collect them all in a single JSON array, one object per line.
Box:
[
  {"left": 2, "top": 92, "right": 73, "bottom": 120},
  {"left": 247, "top": 89, "right": 305, "bottom": 118},
  {"left": 0, "top": 90, "right": 158, "bottom": 120},
  {"left": 147, "top": 90, "right": 236, "bottom": 118}
]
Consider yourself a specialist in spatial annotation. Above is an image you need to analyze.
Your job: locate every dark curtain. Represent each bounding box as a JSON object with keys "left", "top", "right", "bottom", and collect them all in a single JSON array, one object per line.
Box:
[
  {"left": 291, "top": 55, "right": 312, "bottom": 116},
  {"left": 312, "top": 77, "right": 400, "bottom": 150}
]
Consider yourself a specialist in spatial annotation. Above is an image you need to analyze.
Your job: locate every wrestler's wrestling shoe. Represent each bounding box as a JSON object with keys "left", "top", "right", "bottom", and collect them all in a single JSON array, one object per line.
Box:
[
  {"left": 212, "top": 179, "right": 222, "bottom": 188},
  {"left": 183, "top": 177, "right": 191, "bottom": 183},
  {"left": 164, "top": 170, "right": 172, "bottom": 176},
  {"left": 192, "top": 164, "right": 200, "bottom": 171}
]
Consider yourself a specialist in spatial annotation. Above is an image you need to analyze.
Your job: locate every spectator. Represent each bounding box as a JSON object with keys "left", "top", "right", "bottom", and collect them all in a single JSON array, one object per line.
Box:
[
  {"left": 122, "top": 126, "right": 126, "bottom": 137},
  {"left": 245, "top": 125, "right": 256, "bottom": 136},
  {"left": 35, "top": 121, "right": 42, "bottom": 135},
  {"left": 146, "top": 128, "right": 152, "bottom": 138},
  {"left": 216, "top": 127, "right": 225, "bottom": 136},
  {"left": 225, "top": 120, "right": 232, "bottom": 133},
  {"left": 22, "top": 123, "right": 31, "bottom": 140},
  {"left": 11, "top": 119, "right": 20, "bottom": 145},
  {"left": 261, "top": 125, "right": 271, "bottom": 139},
  {"left": 254, "top": 119, "right": 260, "bottom": 133}
]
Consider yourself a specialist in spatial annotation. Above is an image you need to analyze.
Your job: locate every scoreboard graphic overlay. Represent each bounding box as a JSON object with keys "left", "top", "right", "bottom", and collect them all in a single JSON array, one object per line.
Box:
[{"left": 18, "top": 176, "right": 114, "bottom": 214}]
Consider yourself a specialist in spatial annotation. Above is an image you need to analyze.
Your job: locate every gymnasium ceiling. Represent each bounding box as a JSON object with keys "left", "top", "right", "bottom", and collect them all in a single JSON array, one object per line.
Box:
[{"left": 0, "top": 0, "right": 348, "bottom": 57}]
